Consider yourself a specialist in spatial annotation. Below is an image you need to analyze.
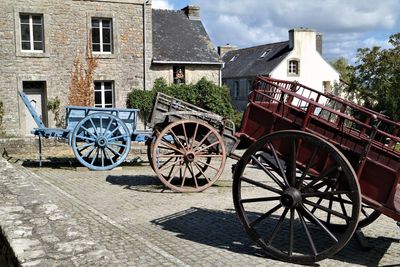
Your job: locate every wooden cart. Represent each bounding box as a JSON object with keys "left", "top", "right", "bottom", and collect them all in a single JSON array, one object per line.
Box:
[{"left": 232, "top": 76, "right": 400, "bottom": 263}]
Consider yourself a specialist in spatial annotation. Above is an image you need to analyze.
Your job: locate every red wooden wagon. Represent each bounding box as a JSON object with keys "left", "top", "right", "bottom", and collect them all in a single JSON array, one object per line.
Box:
[{"left": 233, "top": 76, "right": 400, "bottom": 263}]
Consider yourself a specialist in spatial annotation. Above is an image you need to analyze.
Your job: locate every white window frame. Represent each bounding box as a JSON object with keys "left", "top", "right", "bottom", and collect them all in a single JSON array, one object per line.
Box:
[
  {"left": 94, "top": 81, "right": 114, "bottom": 108},
  {"left": 20, "top": 14, "right": 44, "bottom": 53},
  {"left": 288, "top": 59, "right": 300, "bottom": 76},
  {"left": 92, "top": 18, "right": 112, "bottom": 54}
]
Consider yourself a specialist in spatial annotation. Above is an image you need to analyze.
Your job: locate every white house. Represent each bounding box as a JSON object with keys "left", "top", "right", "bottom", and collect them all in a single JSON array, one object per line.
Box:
[{"left": 220, "top": 28, "right": 340, "bottom": 110}]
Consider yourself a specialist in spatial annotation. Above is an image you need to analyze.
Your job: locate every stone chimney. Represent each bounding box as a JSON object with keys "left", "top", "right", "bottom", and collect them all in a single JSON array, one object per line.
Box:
[
  {"left": 218, "top": 44, "right": 237, "bottom": 57},
  {"left": 316, "top": 32, "right": 323, "bottom": 55},
  {"left": 182, "top": 5, "right": 200, "bottom": 20}
]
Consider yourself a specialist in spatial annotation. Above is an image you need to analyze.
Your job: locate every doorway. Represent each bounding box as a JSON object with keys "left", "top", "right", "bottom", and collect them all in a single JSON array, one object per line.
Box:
[{"left": 23, "top": 81, "right": 47, "bottom": 136}]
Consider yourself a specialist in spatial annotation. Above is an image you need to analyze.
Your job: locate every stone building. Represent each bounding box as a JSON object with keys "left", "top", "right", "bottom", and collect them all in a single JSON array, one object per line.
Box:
[
  {"left": 0, "top": 1, "right": 220, "bottom": 137},
  {"left": 150, "top": 6, "right": 221, "bottom": 86},
  {"left": 221, "top": 28, "right": 340, "bottom": 110}
]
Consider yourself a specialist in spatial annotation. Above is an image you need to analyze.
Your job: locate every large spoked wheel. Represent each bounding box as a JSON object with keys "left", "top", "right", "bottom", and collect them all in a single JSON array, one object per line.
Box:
[
  {"left": 71, "top": 113, "right": 131, "bottom": 170},
  {"left": 152, "top": 119, "right": 226, "bottom": 193},
  {"left": 358, "top": 204, "right": 381, "bottom": 229},
  {"left": 232, "top": 130, "right": 361, "bottom": 264}
]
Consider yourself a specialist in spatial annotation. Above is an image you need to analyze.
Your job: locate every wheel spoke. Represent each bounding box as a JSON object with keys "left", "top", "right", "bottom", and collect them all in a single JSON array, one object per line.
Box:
[
  {"left": 288, "top": 139, "right": 297, "bottom": 187},
  {"left": 180, "top": 164, "right": 189, "bottom": 188},
  {"left": 250, "top": 203, "right": 282, "bottom": 227},
  {"left": 188, "top": 163, "right": 199, "bottom": 188},
  {"left": 104, "top": 117, "right": 114, "bottom": 134},
  {"left": 108, "top": 142, "right": 128, "bottom": 148},
  {"left": 195, "top": 140, "right": 220, "bottom": 154},
  {"left": 76, "top": 135, "right": 96, "bottom": 142},
  {"left": 109, "top": 134, "right": 129, "bottom": 142},
  {"left": 99, "top": 115, "right": 103, "bottom": 135},
  {"left": 192, "top": 130, "right": 212, "bottom": 151},
  {"left": 251, "top": 155, "right": 286, "bottom": 189},
  {"left": 107, "top": 146, "right": 122, "bottom": 157},
  {"left": 240, "top": 176, "right": 282, "bottom": 194},
  {"left": 297, "top": 208, "right": 317, "bottom": 256},
  {"left": 266, "top": 208, "right": 289, "bottom": 245},
  {"left": 158, "top": 157, "right": 183, "bottom": 171},
  {"left": 81, "top": 145, "right": 96, "bottom": 158},
  {"left": 303, "top": 164, "right": 339, "bottom": 191},
  {"left": 104, "top": 147, "right": 114, "bottom": 165},
  {"left": 267, "top": 141, "right": 290, "bottom": 187},
  {"left": 193, "top": 162, "right": 211, "bottom": 182},
  {"left": 77, "top": 142, "right": 95, "bottom": 151},
  {"left": 159, "top": 140, "right": 184, "bottom": 154},
  {"left": 288, "top": 208, "right": 295, "bottom": 256},
  {"left": 302, "top": 190, "right": 350, "bottom": 198},
  {"left": 337, "top": 194, "right": 349, "bottom": 219},
  {"left": 190, "top": 122, "right": 199, "bottom": 149},
  {"left": 101, "top": 148, "right": 105, "bottom": 167},
  {"left": 301, "top": 206, "right": 338, "bottom": 242},
  {"left": 80, "top": 126, "right": 97, "bottom": 139},
  {"left": 167, "top": 161, "right": 184, "bottom": 183},
  {"left": 181, "top": 122, "right": 189, "bottom": 147},
  {"left": 196, "top": 159, "right": 220, "bottom": 172},
  {"left": 310, "top": 186, "right": 331, "bottom": 214},
  {"left": 169, "top": 128, "right": 186, "bottom": 152},
  {"left": 240, "top": 196, "right": 281, "bottom": 204},
  {"left": 89, "top": 118, "right": 99, "bottom": 136},
  {"left": 91, "top": 147, "right": 99, "bottom": 165},
  {"left": 298, "top": 147, "right": 318, "bottom": 189},
  {"left": 304, "top": 199, "right": 351, "bottom": 221}
]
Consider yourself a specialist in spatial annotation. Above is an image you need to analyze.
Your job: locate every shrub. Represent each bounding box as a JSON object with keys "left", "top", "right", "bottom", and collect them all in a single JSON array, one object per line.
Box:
[{"left": 127, "top": 77, "right": 236, "bottom": 124}]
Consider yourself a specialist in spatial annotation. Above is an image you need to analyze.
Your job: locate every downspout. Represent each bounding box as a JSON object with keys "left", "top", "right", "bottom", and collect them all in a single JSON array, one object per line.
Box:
[{"left": 143, "top": 0, "right": 148, "bottom": 91}]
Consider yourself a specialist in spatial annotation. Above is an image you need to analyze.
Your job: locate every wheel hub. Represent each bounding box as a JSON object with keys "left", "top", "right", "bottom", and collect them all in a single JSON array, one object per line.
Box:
[
  {"left": 184, "top": 152, "right": 195, "bottom": 163},
  {"left": 280, "top": 187, "right": 302, "bottom": 208},
  {"left": 96, "top": 136, "right": 108, "bottom": 148}
]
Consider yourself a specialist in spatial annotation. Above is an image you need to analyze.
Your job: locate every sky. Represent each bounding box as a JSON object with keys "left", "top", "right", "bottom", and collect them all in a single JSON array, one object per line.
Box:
[{"left": 152, "top": 0, "right": 400, "bottom": 63}]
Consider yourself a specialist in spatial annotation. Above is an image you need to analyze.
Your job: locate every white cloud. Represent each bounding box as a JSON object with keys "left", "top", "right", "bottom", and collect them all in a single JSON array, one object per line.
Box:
[
  {"left": 192, "top": 0, "right": 400, "bottom": 61},
  {"left": 152, "top": 0, "right": 174, "bottom": 10}
]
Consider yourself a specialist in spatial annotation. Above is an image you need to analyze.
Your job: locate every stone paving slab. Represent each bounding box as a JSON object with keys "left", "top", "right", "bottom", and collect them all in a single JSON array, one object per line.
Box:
[{"left": 1, "top": 156, "right": 400, "bottom": 266}]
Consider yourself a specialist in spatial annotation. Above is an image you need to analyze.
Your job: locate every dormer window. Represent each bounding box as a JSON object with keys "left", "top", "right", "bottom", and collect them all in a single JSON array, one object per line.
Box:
[
  {"left": 230, "top": 55, "right": 238, "bottom": 62},
  {"left": 260, "top": 49, "right": 271, "bottom": 58},
  {"left": 288, "top": 59, "right": 300, "bottom": 76}
]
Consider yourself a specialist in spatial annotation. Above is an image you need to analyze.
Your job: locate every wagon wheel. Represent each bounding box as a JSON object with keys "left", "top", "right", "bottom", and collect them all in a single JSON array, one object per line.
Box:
[
  {"left": 152, "top": 119, "right": 226, "bottom": 193},
  {"left": 148, "top": 131, "right": 212, "bottom": 175},
  {"left": 232, "top": 130, "right": 361, "bottom": 263},
  {"left": 358, "top": 204, "right": 381, "bottom": 229},
  {"left": 71, "top": 113, "right": 131, "bottom": 170},
  {"left": 147, "top": 131, "right": 158, "bottom": 171}
]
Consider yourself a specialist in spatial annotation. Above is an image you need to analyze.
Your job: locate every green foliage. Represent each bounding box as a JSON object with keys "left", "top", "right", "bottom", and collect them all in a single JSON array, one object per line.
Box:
[
  {"left": 47, "top": 97, "right": 65, "bottom": 128},
  {"left": 346, "top": 33, "right": 400, "bottom": 120},
  {"left": 127, "top": 77, "right": 235, "bottom": 123}
]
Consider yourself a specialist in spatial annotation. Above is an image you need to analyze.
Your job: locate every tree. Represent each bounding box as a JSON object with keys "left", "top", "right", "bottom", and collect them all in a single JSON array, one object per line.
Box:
[{"left": 349, "top": 33, "right": 400, "bottom": 120}]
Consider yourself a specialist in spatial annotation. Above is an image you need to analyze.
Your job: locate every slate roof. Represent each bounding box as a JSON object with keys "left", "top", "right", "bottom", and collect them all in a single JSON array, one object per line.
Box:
[
  {"left": 152, "top": 9, "right": 221, "bottom": 64},
  {"left": 222, "top": 41, "right": 291, "bottom": 78}
]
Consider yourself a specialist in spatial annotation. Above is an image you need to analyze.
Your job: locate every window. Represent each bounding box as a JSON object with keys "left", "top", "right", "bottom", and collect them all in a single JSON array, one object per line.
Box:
[
  {"left": 94, "top": 81, "right": 114, "bottom": 108},
  {"left": 288, "top": 59, "right": 299, "bottom": 75},
  {"left": 260, "top": 49, "right": 271, "bottom": 58},
  {"left": 20, "top": 14, "right": 44, "bottom": 52},
  {"left": 92, "top": 18, "right": 112, "bottom": 53},
  {"left": 233, "top": 81, "right": 239, "bottom": 98},
  {"left": 173, "top": 66, "right": 185, "bottom": 84}
]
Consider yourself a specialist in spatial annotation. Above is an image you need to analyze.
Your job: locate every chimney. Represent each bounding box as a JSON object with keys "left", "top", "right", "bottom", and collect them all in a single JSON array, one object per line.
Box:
[
  {"left": 182, "top": 5, "right": 200, "bottom": 20},
  {"left": 218, "top": 44, "right": 237, "bottom": 57},
  {"left": 316, "top": 32, "right": 323, "bottom": 55},
  {"left": 289, "top": 28, "right": 317, "bottom": 51}
]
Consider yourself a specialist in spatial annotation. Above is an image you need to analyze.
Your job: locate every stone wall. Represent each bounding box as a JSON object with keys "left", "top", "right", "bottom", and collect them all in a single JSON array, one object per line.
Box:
[
  {"left": 0, "top": 0, "right": 152, "bottom": 136},
  {"left": 149, "top": 64, "right": 221, "bottom": 86}
]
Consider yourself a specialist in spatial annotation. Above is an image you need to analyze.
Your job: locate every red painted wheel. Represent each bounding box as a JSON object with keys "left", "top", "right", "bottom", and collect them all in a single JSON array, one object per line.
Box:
[
  {"left": 233, "top": 130, "right": 361, "bottom": 263},
  {"left": 152, "top": 119, "right": 226, "bottom": 192}
]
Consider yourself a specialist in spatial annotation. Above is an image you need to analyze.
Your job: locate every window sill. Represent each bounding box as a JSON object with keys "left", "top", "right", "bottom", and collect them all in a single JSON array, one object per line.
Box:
[
  {"left": 92, "top": 53, "right": 116, "bottom": 59},
  {"left": 16, "top": 51, "right": 50, "bottom": 58},
  {"left": 287, "top": 73, "right": 300, "bottom": 77}
]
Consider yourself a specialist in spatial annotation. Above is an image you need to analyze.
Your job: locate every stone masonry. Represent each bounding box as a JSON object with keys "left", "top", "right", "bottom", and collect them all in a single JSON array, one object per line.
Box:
[{"left": 0, "top": 0, "right": 152, "bottom": 136}]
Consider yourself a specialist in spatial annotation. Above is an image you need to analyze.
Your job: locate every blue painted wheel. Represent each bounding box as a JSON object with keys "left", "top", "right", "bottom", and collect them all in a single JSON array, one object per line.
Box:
[{"left": 71, "top": 113, "right": 131, "bottom": 170}]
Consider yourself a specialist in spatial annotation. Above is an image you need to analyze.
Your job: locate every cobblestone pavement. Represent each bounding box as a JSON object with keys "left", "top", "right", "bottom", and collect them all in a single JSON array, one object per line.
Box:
[{"left": 0, "top": 156, "right": 399, "bottom": 266}]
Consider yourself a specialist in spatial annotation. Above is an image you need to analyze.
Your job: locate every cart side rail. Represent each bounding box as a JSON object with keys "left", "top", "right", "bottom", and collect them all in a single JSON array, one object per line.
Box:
[
  {"left": 240, "top": 77, "right": 400, "bottom": 158},
  {"left": 65, "top": 106, "right": 140, "bottom": 135}
]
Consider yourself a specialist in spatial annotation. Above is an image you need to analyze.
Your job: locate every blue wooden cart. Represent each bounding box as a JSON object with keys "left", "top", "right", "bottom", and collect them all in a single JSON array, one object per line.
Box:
[{"left": 19, "top": 91, "right": 148, "bottom": 170}]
